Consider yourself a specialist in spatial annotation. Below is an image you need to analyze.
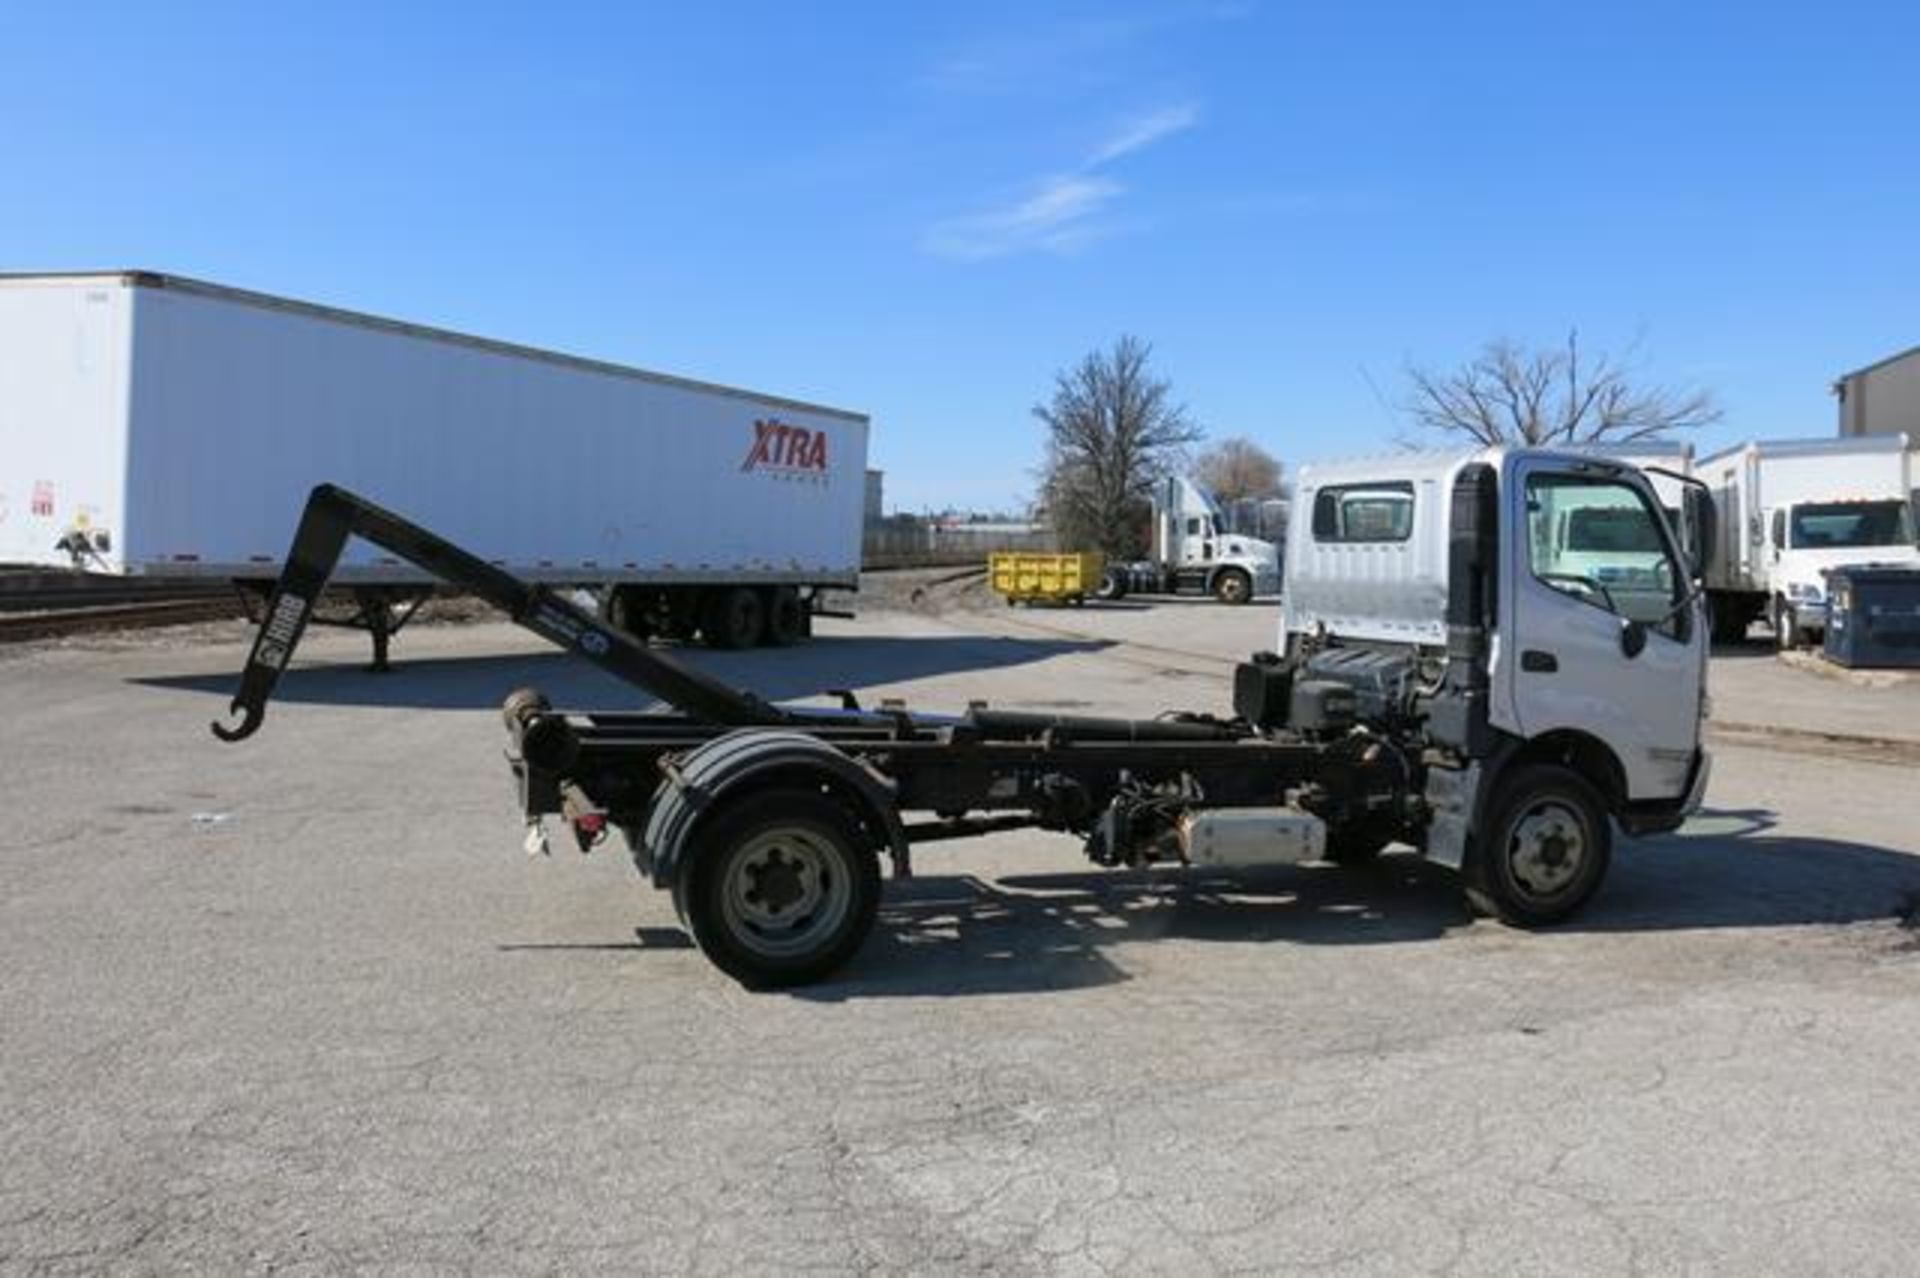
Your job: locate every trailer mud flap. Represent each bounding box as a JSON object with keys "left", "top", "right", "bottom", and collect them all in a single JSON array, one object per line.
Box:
[{"left": 637, "top": 729, "right": 907, "bottom": 886}]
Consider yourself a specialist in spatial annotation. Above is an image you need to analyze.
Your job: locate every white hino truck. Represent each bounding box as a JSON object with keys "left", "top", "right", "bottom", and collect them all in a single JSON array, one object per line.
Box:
[
  {"left": 0, "top": 271, "right": 869, "bottom": 664},
  {"left": 1697, "top": 435, "right": 1919, "bottom": 647},
  {"left": 214, "top": 444, "right": 1711, "bottom": 987},
  {"left": 1097, "top": 475, "right": 1282, "bottom": 604}
]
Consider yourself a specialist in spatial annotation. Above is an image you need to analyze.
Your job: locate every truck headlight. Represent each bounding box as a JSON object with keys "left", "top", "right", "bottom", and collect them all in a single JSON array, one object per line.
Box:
[{"left": 1787, "top": 582, "right": 1823, "bottom": 603}]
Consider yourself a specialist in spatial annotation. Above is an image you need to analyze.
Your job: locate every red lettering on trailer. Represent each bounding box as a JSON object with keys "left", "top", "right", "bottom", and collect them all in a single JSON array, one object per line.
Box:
[
  {"left": 31, "top": 481, "right": 55, "bottom": 518},
  {"left": 741, "top": 418, "right": 829, "bottom": 476}
]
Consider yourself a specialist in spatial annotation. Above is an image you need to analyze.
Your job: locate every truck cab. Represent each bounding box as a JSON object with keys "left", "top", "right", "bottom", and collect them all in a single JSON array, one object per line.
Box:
[
  {"left": 1105, "top": 476, "right": 1281, "bottom": 603},
  {"left": 1765, "top": 497, "right": 1919, "bottom": 646},
  {"left": 1278, "top": 447, "right": 1710, "bottom": 887}
]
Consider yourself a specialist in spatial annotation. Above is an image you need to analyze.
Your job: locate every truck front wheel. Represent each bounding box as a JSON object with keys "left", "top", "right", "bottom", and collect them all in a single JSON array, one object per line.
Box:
[
  {"left": 1212, "top": 568, "right": 1252, "bottom": 605},
  {"left": 674, "top": 788, "right": 881, "bottom": 988},
  {"left": 1465, "top": 765, "right": 1611, "bottom": 927},
  {"left": 1772, "top": 598, "right": 1802, "bottom": 651}
]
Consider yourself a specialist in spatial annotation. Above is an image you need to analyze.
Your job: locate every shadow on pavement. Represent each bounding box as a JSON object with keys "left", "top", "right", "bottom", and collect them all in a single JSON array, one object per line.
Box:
[
  {"left": 791, "top": 805, "right": 1920, "bottom": 1000},
  {"left": 133, "top": 632, "right": 1112, "bottom": 713}
]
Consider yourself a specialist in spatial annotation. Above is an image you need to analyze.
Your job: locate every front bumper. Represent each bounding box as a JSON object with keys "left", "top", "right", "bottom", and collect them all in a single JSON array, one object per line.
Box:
[{"left": 1786, "top": 599, "right": 1829, "bottom": 633}]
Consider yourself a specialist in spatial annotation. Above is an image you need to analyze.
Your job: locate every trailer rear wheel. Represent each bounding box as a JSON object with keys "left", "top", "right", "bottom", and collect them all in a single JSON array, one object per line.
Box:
[
  {"left": 602, "top": 586, "right": 654, "bottom": 641},
  {"left": 674, "top": 788, "right": 880, "bottom": 988},
  {"left": 1213, "top": 568, "right": 1252, "bottom": 605},
  {"left": 1465, "top": 765, "right": 1610, "bottom": 926},
  {"left": 703, "top": 587, "right": 765, "bottom": 649},
  {"left": 764, "top": 587, "right": 806, "bottom": 647},
  {"left": 1094, "top": 569, "right": 1128, "bottom": 601}
]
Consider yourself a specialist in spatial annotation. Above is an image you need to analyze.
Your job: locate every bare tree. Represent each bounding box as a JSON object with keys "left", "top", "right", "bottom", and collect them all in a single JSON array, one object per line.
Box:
[
  {"left": 1035, "top": 336, "right": 1201, "bottom": 556},
  {"left": 1404, "top": 332, "right": 1721, "bottom": 446},
  {"left": 1193, "top": 436, "right": 1282, "bottom": 503}
]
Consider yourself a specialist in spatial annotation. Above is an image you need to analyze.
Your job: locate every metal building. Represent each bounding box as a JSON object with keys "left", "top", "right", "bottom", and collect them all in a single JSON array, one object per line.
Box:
[{"left": 1835, "top": 346, "right": 1920, "bottom": 438}]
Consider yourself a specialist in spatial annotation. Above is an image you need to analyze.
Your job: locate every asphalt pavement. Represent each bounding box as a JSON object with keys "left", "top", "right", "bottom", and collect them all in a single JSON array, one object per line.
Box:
[{"left": 2, "top": 605, "right": 1917, "bottom": 1273}]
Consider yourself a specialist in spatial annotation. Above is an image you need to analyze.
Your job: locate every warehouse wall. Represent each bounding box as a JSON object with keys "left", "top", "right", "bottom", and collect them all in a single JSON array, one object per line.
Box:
[{"left": 1838, "top": 347, "right": 1920, "bottom": 438}]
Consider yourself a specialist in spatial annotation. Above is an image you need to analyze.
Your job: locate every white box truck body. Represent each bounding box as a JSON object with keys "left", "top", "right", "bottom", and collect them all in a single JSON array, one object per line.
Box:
[
  {"left": 1698, "top": 435, "right": 1918, "bottom": 647},
  {"left": 0, "top": 272, "right": 868, "bottom": 649}
]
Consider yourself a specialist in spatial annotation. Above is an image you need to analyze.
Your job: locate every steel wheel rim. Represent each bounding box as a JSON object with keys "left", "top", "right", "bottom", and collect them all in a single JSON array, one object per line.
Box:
[
  {"left": 1505, "top": 800, "right": 1587, "bottom": 902},
  {"left": 1221, "top": 575, "right": 1248, "bottom": 602},
  {"left": 719, "top": 826, "right": 852, "bottom": 959}
]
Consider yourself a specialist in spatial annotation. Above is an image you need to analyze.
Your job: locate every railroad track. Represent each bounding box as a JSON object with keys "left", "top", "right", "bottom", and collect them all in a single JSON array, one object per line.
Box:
[
  {"left": 0, "top": 598, "right": 246, "bottom": 642},
  {"left": 0, "top": 576, "right": 236, "bottom": 613}
]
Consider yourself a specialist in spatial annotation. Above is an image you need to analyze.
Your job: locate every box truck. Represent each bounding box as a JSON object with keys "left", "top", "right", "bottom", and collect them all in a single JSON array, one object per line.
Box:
[
  {"left": 1697, "top": 436, "right": 1919, "bottom": 647},
  {"left": 0, "top": 272, "right": 868, "bottom": 662}
]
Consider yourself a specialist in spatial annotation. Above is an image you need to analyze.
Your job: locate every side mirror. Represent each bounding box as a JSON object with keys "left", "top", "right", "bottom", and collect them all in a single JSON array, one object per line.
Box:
[
  {"left": 1619, "top": 618, "right": 1648, "bottom": 659},
  {"left": 1682, "top": 487, "right": 1716, "bottom": 579}
]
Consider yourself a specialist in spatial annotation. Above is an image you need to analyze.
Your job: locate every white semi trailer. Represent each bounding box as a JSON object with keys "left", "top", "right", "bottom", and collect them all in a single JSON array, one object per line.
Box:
[
  {"left": 1697, "top": 435, "right": 1919, "bottom": 647},
  {"left": 0, "top": 272, "right": 868, "bottom": 662}
]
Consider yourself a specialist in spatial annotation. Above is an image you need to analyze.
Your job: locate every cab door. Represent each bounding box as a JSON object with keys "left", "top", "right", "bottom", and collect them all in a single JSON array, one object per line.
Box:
[{"left": 1504, "top": 458, "right": 1705, "bottom": 801}]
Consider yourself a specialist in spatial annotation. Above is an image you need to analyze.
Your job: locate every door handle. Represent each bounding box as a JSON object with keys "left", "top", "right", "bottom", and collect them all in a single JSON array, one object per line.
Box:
[{"left": 1521, "top": 649, "right": 1558, "bottom": 673}]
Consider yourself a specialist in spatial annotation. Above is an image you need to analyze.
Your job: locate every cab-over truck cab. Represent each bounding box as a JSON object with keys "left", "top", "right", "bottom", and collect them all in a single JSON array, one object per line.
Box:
[{"left": 1273, "top": 447, "right": 1711, "bottom": 912}]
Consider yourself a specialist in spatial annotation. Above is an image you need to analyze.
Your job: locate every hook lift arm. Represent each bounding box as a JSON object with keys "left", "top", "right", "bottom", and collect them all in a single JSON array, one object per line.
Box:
[{"left": 211, "top": 483, "right": 792, "bottom": 742}]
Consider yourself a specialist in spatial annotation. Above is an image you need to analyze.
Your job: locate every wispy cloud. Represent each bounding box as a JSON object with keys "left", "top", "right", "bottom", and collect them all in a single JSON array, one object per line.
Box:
[
  {"left": 922, "top": 102, "right": 1200, "bottom": 261},
  {"left": 1086, "top": 103, "right": 1200, "bottom": 165},
  {"left": 923, "top": 175, "right": 1125, "bottom": 261}
]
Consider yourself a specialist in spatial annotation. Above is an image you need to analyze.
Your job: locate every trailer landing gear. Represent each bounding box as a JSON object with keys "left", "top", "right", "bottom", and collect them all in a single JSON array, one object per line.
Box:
[{"left": 234, "top": 582, "right": 429, "bottom": 672}]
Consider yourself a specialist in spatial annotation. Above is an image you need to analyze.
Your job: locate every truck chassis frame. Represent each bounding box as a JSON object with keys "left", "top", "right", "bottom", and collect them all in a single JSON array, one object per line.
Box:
[{"left": 215, "top": 483, "right": 1640, "bottom": 986}]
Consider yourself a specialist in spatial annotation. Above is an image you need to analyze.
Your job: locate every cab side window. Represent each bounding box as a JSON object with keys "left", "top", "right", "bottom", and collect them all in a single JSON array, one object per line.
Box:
[
  {"left": 1526, "top": 473, "right": 1687, "bottom": 639},
  {"left": 1311, "top": 482, "right": 1415, "bottom": 542}
]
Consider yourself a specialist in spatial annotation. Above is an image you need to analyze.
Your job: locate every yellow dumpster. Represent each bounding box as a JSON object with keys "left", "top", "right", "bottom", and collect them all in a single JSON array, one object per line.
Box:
[{"left": 989, "top": 552, "right": 1106, "bottom": 606}]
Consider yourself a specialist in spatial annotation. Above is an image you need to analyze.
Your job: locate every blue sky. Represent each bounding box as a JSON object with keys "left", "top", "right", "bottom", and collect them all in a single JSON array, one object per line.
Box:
[{"left": 4, "top": 1, "right": 1917, "bottom": 511}]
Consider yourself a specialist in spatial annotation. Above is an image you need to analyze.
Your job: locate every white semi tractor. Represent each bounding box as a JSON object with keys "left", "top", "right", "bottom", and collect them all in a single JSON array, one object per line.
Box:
[
  {"left": 1696, "top": 435, "right": 1919, "bottom": 647},
  {"left": 0, "top": 272, "right": 869, "bottom": 662},
  {"left": 1098, "top": 475, "right": 1282, "bottom": 604}
]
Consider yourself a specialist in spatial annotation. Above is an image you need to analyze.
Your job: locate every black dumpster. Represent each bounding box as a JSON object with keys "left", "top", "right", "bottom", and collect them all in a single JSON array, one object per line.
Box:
[{"left": 1823, "top": 564, "right": 1920, "bottom": 669}]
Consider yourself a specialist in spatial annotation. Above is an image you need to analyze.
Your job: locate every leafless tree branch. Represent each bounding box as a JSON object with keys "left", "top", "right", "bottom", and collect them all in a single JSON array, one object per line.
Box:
[{"left": 1401, "top": 331, "right": 1723, "bottom": 447}]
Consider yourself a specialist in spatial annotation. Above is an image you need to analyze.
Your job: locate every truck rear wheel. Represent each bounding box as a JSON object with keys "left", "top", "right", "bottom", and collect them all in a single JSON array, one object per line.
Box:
[
  {"left": 1095, "top": 569, "right": 1128, "bottom": 601},
  {"left": 1708, "top": 594, "right": 1749, "bottom": 646},
  {"left": 703, "top": 587, "right": 765, "bottom": 649},
  {"left": 1465, "top": 765, "right": 1611, "bottom": 926},
  {"left": 1213, "top": 568, "right": 1252, "bottom": 605},
  {"left": 673, "top": 788, "right": 881, "bottom": 988}
]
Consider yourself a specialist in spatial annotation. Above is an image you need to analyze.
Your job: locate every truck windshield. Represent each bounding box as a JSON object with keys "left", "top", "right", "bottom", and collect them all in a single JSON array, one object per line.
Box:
[
  {"left": 1566, "top": 506, "right": 1666, "bottom": 553},
  {"left": 1788, "top": 501, "right": 1913, "bottom": 549},
  {"left": 1527, "top": 472, "right": 1683, "bottom": 633}
]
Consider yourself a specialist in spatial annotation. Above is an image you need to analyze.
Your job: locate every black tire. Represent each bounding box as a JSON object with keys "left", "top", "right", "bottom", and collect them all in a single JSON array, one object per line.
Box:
[
  {"left": 764, "top": 587, "right": 805, "bottom": 647},
  {"left": 703, "top": 587, "right": 765, "bottom": 649},
  {"left": 601, "top": 586, "right": 653, "bottom": 641},
  {"left": 1465, "top": 764, "right": 1611, "bottom": 926},
  {"left": 673, "top": 788, "right": 881, "bottom": 988},
  {"left": 1708, "top": 595, "right": 1749, "bottom": 646},
  {"left": 1213, "top": 568, "right": 1252, "bottom": 605},
  {"left": 1772, "top": 597, "right": 1800, "bottom": 651},
  {"left": 1094, "top": 569, "right": 1128, "bottom": 601}
]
